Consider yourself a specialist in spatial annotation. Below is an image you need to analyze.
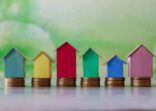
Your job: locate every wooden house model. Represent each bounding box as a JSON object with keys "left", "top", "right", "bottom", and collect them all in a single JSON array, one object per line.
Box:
[
  {"left": 4, "top": 48, "right": 27, "bottom": 78},
  {"left": 33, "top": 51, "right": 53, "bottom": 78},
  {"left": 81, "top": 48, "right": 99, "bottom": 78},
  {"left": 127, "top": 45, "right": 154, "bottom": 78},
  {"left": 105, "top": 55, "right": 126, "bottom": 78},
  {"left": 56, "top": 42, "right": 77, "bottom": 78}
]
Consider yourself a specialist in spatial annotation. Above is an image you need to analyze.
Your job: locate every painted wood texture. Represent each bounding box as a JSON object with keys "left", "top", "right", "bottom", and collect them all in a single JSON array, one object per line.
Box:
[
  {"left": 107, "top": 55, "right": 126, "bottom": 78},
  {"left": 82, "top": 48, "right": 99, "bottom": 78},
  {"left": 33, "top": 52, "right": 53, "bottom": 78},
  {"left": 128, "top": 45, "right": 153, "bottom": 77},
  {"left": 4, "top": 48, "right": 26, "bottom": 78},
  {"left": 57, "top": 42, "right": 76, "bottom": 78}
]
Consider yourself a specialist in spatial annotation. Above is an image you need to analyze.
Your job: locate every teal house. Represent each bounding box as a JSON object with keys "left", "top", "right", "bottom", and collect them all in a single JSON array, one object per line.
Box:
[
  {"left": 82, "top": 48, "right": 99, "bottom": 78},
  {"left": 4, "top": 48, "right": 27, "bottom": 78}
]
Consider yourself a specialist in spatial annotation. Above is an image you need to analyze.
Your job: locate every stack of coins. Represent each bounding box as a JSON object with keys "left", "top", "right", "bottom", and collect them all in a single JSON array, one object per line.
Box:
[
  {"left": 105, "top": 78, "right": 125, "bottom": 87},
  {"left": 4, "top": 78, "right": 25, "bottom": 87},
  {"left": 32, "top": 78, "right": 51, "bottom": 87},
  {"left": 81, "top": 78, "right": 100, "bottom": 87},
  {"left": 131, "top": 77, "right": 151, "bottom": 87},
  {"left": 57, "top": 78, "right": 76, "bottom": 87}
]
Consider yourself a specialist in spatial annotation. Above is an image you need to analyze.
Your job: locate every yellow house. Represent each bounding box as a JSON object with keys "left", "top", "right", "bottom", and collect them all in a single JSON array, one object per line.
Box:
[{"left": 33, "top": 51, "right": 54, "bottom": 78}]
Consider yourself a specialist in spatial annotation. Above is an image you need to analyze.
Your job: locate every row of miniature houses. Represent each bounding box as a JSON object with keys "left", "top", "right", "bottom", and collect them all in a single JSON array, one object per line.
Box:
[{"left": 4, "top": 42, "right": 153, "bottom": 80}]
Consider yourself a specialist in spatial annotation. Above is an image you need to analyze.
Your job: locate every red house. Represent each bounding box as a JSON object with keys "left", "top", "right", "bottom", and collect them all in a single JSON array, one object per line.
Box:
[{"left": 57, "top": 42, "right": 77, "bottom": 79}]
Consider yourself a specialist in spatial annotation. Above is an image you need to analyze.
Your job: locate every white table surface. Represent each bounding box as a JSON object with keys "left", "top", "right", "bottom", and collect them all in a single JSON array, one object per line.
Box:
[{"left": 0, "top": 78, "right": 156, "bottom": 111}]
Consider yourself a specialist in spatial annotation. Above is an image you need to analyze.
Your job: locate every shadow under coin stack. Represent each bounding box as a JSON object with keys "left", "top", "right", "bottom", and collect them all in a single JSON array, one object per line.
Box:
[
  {"left": 127, "top": 45, "right": 153, "bottom": 87},
  {"left": 31, "top": 51, "right": 53, "bottom": 87},
  {"left": 56, "top": 42, "right": 77, "bottom": 87},
  {"left": 80, "top": 48, "right": 100, "bottom": 87},
  {"left": 105, "top": 55, "right": 126, "bottom": 87},
  {"left": 4, "top": 48, "right": 27, "bottom": 87}
]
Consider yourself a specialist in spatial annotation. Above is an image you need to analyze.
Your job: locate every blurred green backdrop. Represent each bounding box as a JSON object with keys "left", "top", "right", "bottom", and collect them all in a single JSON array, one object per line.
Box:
[{"left": 0, "top": 0, "right": 156, "bottom": 78}]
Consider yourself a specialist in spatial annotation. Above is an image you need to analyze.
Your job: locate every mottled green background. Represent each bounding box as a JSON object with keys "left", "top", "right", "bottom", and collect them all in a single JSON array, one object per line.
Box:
[{"left": 0, "top": 0, "right": 156, "bottom": 78}]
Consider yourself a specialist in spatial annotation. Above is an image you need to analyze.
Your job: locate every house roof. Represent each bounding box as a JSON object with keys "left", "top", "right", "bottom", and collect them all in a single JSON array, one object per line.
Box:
[
  {"left": 56, "top": 42, "right": 77, "bottom": 51},
  {"left": 32, "top": 51, "right": 54, "bottom": 62},
  {"left": 4, "top": 48, "right": 28, "bottom": 60},
  {"left": 80, "top": 48, "right": 101, "bottom": 59},
  {"left": 127, "top": 44, "right": 154, "bottom": 57},
  {"left": 103, "top": 55, "right": 126, "bottom": 65}
]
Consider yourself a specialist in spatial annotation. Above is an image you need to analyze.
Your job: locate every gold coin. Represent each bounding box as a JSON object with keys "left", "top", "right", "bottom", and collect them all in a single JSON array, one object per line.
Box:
[
  {"left": 32, "top": 78, "right": 51, "bottom": 87},
  {"left": 57, "top": 78, "right": 76, "bottom": 87},
  {"left": 105, "top": 78, "right": 125, "bottom": 81},
  {"left": 4, "top": 78, "right": 25, "bottom": 87},
  {"left": 131, "top": 77, "right": 151, "bottom": 80},
  {"left": 105, "top": 77, "right": 125, "bottom": 87},
  {"left": 131, "top": 77, "right": 151, "bottom": 87},
  {"left": 81, "top": 78, "right": 100, "bottom": 87}
]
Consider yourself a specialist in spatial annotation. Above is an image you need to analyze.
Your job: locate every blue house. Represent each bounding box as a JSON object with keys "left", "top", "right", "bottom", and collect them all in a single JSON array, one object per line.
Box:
[
  {"left": 4, "top": 48, "right": 27, "bottom": 78},
  {"left": 105, "top": 55, "right": 126, "bottom": 78}
]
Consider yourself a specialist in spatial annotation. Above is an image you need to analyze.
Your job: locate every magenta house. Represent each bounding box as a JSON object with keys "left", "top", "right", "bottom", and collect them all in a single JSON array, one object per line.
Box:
[{"left": 128, "top": 45, "right": 154, "bottom": 78}]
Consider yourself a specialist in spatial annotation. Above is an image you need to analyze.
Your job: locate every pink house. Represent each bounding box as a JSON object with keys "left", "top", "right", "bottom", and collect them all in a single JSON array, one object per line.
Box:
[{"left": 128, "top": 45, "right": 154, "bottom": 78}]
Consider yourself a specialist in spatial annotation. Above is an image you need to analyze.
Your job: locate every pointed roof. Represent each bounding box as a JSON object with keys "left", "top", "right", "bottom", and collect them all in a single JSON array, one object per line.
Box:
[
  {"left": 4, "top": 48, "right": 28, "bottom": 60},
  {"left": 104, "top": 55, "right": 126, "bottom": 65},
  {"left": 32, "top": 51, "right": 54, "bottom": 62},
  {"left": 56, "top": 42, "right": 77, "bottom": 51},
  {"left": 80, "top": 48, "right": 101, "bottom": 58},
  {"left": 127, "top": 44, "right": 154, "bottom": 57}
]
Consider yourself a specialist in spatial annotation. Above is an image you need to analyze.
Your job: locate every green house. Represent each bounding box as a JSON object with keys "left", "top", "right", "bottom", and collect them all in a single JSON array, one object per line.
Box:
[{"left": 82, "top": 48, "right": 100, "bottom": 78}]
